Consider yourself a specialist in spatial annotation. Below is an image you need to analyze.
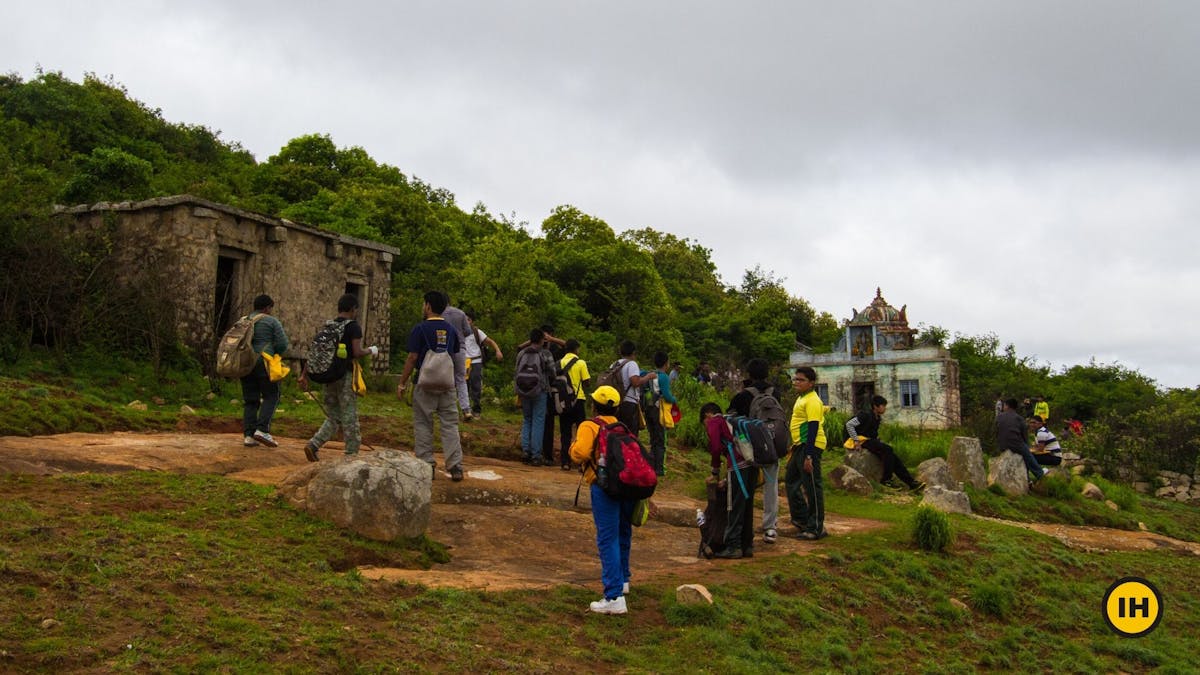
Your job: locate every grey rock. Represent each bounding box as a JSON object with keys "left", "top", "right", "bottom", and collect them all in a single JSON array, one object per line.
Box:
[
  {"left": 843, "top": 449, "right": 884, "bottom": 483},
  {"left": 916, "top": 457, "right": 958, "bottom": 491},
  {"left": 947, "top": 437, "right": 987, "bottom": 489},
  {"left": 1133, "top": 481, "right": 1152, "bottom": 495},
  {"left": 920, "top": 485, "right": 972, "bottom": 515},
  {"left": 1105, "top": 499, "right": 1120, "bottom": 511},
  {"left": 1081, "top": 482, "right": 1106, "bottom": 501},
  {"left": 829, "top": 464, "right": 873, "bottom": 495},
  {"left": 987, "top": 451, "right": 1030, "bottom": 496},
  {"left": 278, "top": 449, "right": 431, "bottom": 541}
]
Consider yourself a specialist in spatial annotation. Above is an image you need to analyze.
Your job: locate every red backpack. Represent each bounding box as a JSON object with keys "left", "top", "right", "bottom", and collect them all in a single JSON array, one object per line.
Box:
[{"left": 592, "top": 417, "right": 658, "bottom": 501}]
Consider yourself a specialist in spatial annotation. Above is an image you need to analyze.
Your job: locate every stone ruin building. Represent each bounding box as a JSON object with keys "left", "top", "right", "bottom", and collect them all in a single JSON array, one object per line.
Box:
[{"left": 56, "top": 195, "right": 399, "bottom": 373}]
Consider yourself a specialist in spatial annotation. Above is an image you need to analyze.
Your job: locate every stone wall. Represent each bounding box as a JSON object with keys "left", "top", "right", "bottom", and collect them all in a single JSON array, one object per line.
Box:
[{"left": 59, "top": 196, "right": 398, "bottom": 373}]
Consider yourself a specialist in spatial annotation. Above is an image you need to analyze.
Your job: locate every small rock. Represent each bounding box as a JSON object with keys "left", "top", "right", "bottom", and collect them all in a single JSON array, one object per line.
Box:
[
  {"left": 152, "top": 397, "right": 166, "bottom": 406},
  {"left": 179, "top": 405, "right": 196, "bottom": 415},
  {"left": 949, "top": 598, "right": 970, "bottom": 612},
  {"left": 921, "top": 485, "right": 972, "bottom": 515},
  {"left": 1138, "top": 522, "right": 1149, "bottom": 532},
  {"left": 1105, "top": 499, "right": 1120, "bottom": 511},
  {"left": 127, "top": 400, "right": 148, "bottom": 411},
  {"left": 676, "top": 584, "right": 714, "bottom": 605},
  {"left": 1081, "top": 482, "right": 1106, "bottom": 501},
  {"left": 40, "top": 618, "right": 60, "bottom": 630},
  {"left": 230, "top": 399, "right": 239, "bottom": 406},
  {"left": 205, "top": 392, "right": 216, "bottom": 400},
  {"left": 1133, "top": 481, "right": 1152, "bottom": 495}
]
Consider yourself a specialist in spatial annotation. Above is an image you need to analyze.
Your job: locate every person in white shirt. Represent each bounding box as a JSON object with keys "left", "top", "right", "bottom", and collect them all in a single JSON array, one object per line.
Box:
[
  {"left": 1028, "top": 415, "right": 1063, "bottom": 467},
  {"left": 462, "top": 310, "right": 503, "bottom": 418}
]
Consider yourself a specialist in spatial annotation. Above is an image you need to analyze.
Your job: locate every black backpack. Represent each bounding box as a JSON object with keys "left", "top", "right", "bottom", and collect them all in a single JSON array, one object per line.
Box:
[
  {"left": 306, "top": 319, "right": 349, "bottom": 384},
  {"left": 551, "top": 356, "right": 580, "bottom": 414},
  {"left": 747, "top": 385, "right": 790, "bottom": 462},
  {"left": 514, "top": 347, "right": 546, "bottom": 398}
]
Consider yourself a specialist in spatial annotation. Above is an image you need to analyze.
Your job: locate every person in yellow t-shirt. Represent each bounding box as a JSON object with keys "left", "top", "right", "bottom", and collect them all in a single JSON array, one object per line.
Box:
[
  {"left": 785, "top": 366, "right": 828, "bottom": 540},
  {"left": 557, "top": 339, "right": 591, "bottom": 470},
  {"left": 1033, "top": 396, "right": 1049, "bottom": 424}
]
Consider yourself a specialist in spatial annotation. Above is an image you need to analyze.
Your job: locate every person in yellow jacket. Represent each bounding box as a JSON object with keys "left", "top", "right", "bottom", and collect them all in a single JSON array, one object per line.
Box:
[{"left": 569, "top": 385, "right": 634, "bottom": 615}]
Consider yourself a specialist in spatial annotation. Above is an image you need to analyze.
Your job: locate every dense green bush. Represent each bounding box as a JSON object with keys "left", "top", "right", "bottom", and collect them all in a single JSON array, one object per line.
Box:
[{"left": 911, "top": 506, "right": 953, "bottom": 552}]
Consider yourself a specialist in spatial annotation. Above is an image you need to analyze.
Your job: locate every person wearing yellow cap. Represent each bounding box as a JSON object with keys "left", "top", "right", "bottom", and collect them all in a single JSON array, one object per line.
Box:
[{"left": 570, "top": 385, "right": 635, "bottom": 615}]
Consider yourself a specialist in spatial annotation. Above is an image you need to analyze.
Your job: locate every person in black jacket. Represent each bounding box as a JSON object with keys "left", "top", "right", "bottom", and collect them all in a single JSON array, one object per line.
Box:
[{"left": 845, "top": 396, "right": 924, "bottom": 491}]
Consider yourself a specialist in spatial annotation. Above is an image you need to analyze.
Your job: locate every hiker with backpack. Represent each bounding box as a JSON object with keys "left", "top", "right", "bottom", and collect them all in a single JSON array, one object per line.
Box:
[
  {"left": 642, "top": 351, "right": 678, "bottom": 477},
  {"left": 846, "top": 395, "right": 924, "bottom": 491},
  {"left": 236, "top": 294, "right": 288, "bottom": 448},
  {"left": 602, "top": 341, "right": 656, "bottom": 435},
  {"left": 299, "top": 293, "right": 378, "bottom": 462},
  {"left": 569, "top": 385, "right": 658, "bottom": 615},
  {"left": 396, "top": 291, "right": 464, "bottom": 481},
  {"left": 726, "top": 358, "right": 789, "bottom": 544},
  {"left": 556, "top": 339, "right": 590, "bottom": 470},
  {"left": 701, "top": 402, "right": 759, "bottom": 559},
  {"left": 514, "top": 328, "right": 558, "bottom": 466},
  {"left": 784, "top": 366, "right": 829, "bottom": 540}
]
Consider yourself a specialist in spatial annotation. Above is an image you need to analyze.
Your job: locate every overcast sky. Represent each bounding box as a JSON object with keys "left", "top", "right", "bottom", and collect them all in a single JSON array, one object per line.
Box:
[{"left": 5, "top": 1, "right": 1198, "bottom": 388}]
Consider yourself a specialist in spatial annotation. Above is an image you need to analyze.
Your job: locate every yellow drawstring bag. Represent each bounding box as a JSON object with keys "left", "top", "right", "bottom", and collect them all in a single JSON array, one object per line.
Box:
[
  {"left": 353, "top": 361, "right": 367, "bottom": 396},
  {"left": 659, "top": 399, "right": 676, "bottom": 429},
  {"left": 264, "top": 352, "right": 290, "bottom": 383},
  {"left": 843, "top": 435, "right": 867, "bottom": 450}
]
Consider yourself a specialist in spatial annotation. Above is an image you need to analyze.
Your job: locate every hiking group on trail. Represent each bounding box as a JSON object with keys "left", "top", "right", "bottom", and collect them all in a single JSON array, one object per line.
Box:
[{"left": 220, "top": 288, "right": 956, "bottom": 616}]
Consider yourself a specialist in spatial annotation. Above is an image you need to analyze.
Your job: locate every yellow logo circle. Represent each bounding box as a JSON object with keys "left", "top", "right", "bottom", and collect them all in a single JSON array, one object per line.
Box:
[{"left": 1102, "top": 577, "right": 1163, "bottom": 637}]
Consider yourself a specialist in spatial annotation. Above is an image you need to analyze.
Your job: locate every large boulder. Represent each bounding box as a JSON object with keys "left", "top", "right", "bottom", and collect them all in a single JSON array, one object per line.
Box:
[
  {"left": 278, "top": 449, "right": 432, "bottom": 541},
  {"left": 829, "top": 464, "right": 873, "bottom": 496},
  {"left": 916, "top": 457, "right": 958, "bottom": 491},
  {"left": 987, "top": 451, "right": 1030, "bottom": 496},
  {"left": 947, "top": 437, "right": 987, "bottom": 489},
  {"left": 843, "top": 449, "right": 884, "bottom": 483},
  {"left": 920, "top": 485, "right": 972, "bottom": 515}
]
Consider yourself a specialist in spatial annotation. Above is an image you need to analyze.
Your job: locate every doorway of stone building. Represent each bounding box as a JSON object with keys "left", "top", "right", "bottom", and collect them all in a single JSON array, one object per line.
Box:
[
  {"left": 215, "top": 255, "right": 239, "bottom": 335},
  {"left": 344, "top": 281, "right": 366, "bottom": 328},
  {"left": 852, "top": 381, "right": 876, "bottom": 414}
]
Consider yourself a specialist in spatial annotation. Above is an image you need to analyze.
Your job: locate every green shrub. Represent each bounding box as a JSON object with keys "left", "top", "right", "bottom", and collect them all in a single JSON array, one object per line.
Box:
[
  {"left": 1039, "top": 473, "right": 1078, "bottom": 500},
  {"left": 970, "top": 581, "right": 1014, "bottom": 618},
  {"left": 911, "top": 506, "right": 953, "bottom": 552}
]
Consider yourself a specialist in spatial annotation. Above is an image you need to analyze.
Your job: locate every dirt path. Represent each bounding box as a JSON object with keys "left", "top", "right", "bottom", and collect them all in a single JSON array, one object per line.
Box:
[{"left": 3, "top": 432, "right": 1196, "bottom": 593}]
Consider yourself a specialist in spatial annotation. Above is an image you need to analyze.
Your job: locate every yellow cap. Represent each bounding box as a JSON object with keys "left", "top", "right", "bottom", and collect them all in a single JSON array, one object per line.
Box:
[{"left": 591, "top": 385, "right": 621, "bottom": 407}]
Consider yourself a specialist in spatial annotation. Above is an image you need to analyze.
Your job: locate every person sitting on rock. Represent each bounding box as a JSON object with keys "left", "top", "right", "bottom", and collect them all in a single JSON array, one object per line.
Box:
[
  {"left": 1028, "top": 415, "right": 1063, "bottom": 468},
  {"left": 846, "top": 395, "right": 924, "bottom": 492}
]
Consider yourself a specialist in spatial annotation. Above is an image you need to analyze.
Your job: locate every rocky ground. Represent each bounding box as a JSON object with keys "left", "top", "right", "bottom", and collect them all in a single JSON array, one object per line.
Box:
[{"left": 2, "top": 432, "right": 1196, "bottom": 593}]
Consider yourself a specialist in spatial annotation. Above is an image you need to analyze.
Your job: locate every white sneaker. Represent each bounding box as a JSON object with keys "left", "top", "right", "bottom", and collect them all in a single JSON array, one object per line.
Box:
[
  {"left": 243, "top": 436, "right": 258, "bottom": 447},
  {"left": 622, "top": 582, "right": 630, "bottom": 594},
  {"left": 252, "top": 430, "right": 278, "bottom": 448},
  {"left": 589, "top": 596, "right": 627, "bottom": 615},
  {"left": 763, "top": 528, "right": 778, "bottom": 544}
]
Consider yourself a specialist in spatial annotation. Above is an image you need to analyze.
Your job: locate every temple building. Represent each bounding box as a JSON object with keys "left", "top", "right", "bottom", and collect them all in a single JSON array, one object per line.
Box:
[{"left": 789, "top": 288, "right": 961, "bottom": 429}]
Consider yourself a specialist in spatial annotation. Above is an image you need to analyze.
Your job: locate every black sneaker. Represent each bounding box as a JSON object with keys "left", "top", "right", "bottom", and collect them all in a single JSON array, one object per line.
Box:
[
  {"left": 304, "top": 443, "right": 319, "bottom": 462},
  {"left": 797, "top": 531, "right": 818, "bottom": 541},
  {"left": 450, "top": 466, "right": 464, "bottom": 482},
  {"left": 713, "top": 547, "right": 743, "bottom": 559}
]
